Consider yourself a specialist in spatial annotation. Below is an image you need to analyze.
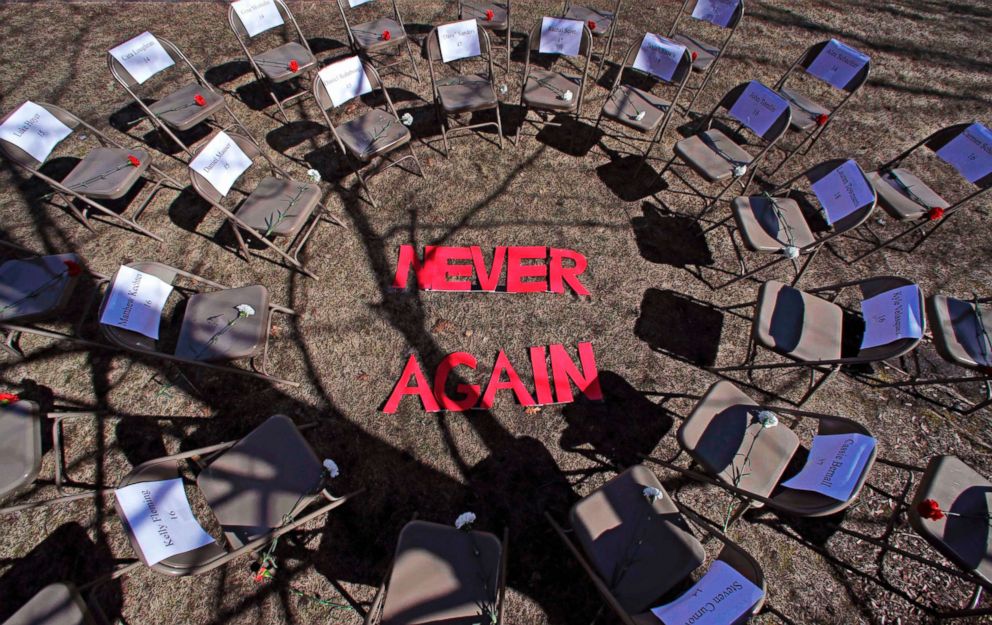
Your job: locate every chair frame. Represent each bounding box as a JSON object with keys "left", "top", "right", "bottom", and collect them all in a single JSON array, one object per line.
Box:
[
  {"left": 107, "top": 36, "right": 255, "bottom": 157},
  {"left": 560, "top": 0, "right": 623, "bottom": 77},
  {"left": 667, "top": 0, "right": 744, "bottom": 114},
  {"left": 97, "top": 261, "right": 300, "bottom": 386},
  {"left": 698, "top": 158, "right": 877, "bottom": 289},
  {"left": 460, "top": 0, "right": 513, "bottom": 72},
  {"left": 426, "top": 23, "right": 504, "bottom": 157},
  {"left": 336, "top": 0, "right": 422, "bottom": 83},
  {"left": 594, "top": 37, "right": 693, "bottom": 174},
  {"left": 710, "top": 276, "right": 925, "bottom": 406},
  {"left": 515, "top": 20, "right": 593, "bottom": 145},
  {"left": 0, "top": 103, "right": 182, "bottom": 243},
  {"left": 188, "top": 131, "right": 346, "bottom": 279},
  {"left": 312, "top": 61, "right": 425, "bottom": 209},
  {"left": 656, "top": 81, "right": 791, "bottom": 221},
  {"left": 228, "top": 0, "right": 317, "bottom": 123},
  {"left": 847, "top": 122, "right": 992, "bottom": 264},
  {"left": 767, "top": 40, "right": 870, "bottom": 175}
]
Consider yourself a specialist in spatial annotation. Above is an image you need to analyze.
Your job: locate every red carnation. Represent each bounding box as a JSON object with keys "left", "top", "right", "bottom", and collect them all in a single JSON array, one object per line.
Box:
[
  {"left": 63, "top": 260, "right": 82, "bottom": 277},
  {"left": 485, "top": 8, "right": 494, "bottom": 20},
  {"left": 587, "top": 20, "right": 596, "bottom": 31},
  {"left": 816, "top": 113, "right": 829, "bottom": 126},
  {"left": 128, "top": 155, "right": 141, "bottom": 167},
  {"left": 194, "top": 93, "right": 207, "bottom": 107},
  {"left": 0, "top": 393, "right": 19, "bottom": 405},
  {"left": 288, "top": 59, "right": 299, "bottom": 72},
  {"left": 928, "top": 206, "right": 945, "bottom": 221},
  {"left": 691, "top": 51, "right": 698, "bottom": 62},
  {"left": 382, "top": 30, "right": 391, "bottom": 41},
  {"left": 917, "top": 498, "right": 945, "bottom": 521}
]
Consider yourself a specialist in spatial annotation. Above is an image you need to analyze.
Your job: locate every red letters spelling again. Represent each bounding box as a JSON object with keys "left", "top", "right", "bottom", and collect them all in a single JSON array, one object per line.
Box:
[
  {"left": 392, "top": 245, "right": 590, "bottom": 295},
  {"left": 382, "top": 342, "right": 603, "bottom": 413}
]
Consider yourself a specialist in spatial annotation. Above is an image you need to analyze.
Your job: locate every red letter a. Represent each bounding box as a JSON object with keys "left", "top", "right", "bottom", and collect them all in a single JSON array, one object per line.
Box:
[{"left": 383, "top": 355, "right": 441, "bottom": 413}]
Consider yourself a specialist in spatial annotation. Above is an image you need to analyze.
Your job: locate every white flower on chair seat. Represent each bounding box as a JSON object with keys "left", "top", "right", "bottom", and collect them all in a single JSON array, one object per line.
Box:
[
  {"left": 400, "top": 112, "right": 414, "bottom": 126},
  {"left": 757, "top": 410, "right": 779, "bottom": 428},
  {"left": 561, "top": 90, "right": 574, "bottom": 102},
  {"left": 306, "top": 168, "right": 321, "bottom": 183},
  {"left": 733, "top": 164, "right": 747, "bottom": 177},
  {"left": 235, "top": 304, "right": 256, "bottom": 318},
  {"left": 643, "top": 486, "right": 663, "bottom": 503},
  {"left": 455, "top": 511, "right": 477, "bottom": 530},
  {"left": 322, "top": 459, "right": 340, "bottom": 478},
  {"left": 635, "top": 110, "right": 646, "bottom": 121}
]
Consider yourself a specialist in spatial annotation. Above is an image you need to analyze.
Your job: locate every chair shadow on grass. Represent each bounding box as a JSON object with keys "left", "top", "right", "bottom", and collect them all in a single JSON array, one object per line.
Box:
[
  {"left": 631, "top": 203, "right": 714, "bottom": 268},
  {"left": 533, "top": 116, "right": 603, "bottom": 157},
  {"left": 634, "top": 287, "right": 724, "bottom": 368}
]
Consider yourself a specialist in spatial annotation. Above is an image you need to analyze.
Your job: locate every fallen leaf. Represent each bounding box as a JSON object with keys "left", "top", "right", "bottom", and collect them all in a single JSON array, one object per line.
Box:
[
  {"left": 464, "top": 329, "right": 474, "bottom": 337},
  {"left": 432, "top": 319, "right": 452, "bottom": 333},
  {"left": 524, "top": 406, "right": 541, "bottom": 414},
  {"left": 356, "top": 372, "right": 370, "bottom": 381}
]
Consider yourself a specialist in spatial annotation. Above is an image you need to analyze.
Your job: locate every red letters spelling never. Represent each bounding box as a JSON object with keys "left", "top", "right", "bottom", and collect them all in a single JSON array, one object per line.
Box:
[{"left": 392, "top": 245, "right": 590, "bottom": 295}]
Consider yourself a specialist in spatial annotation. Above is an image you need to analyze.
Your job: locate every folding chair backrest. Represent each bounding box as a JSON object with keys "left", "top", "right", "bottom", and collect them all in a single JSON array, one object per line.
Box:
[
  {"left": 561, "top": 0, "right": 622, "bottom": 22},
  {"left": 98, "top": 261, "right": 180, "bottom": 354},
  {"left": 336, "top": 0, "right": 403, "bottom": 36},
  {"left": 671, "top": 0, "right": 744, "bottom": 39},
  {"left": 0, "top": 102, "right": 79, "bottom": 169},
  {"left": 229, "top": 0, "right": 305, "bottom": 50},
  {"left": 715, "top": 80, "right": 791, "bottom": 144},
  {"left": 617, "top": 34, "right": 694, "bottom": 86},
  {"left": 312, "top": 57, "right": 385, "bottom": 113},
  {"left": 526, "top": 19, "right": 593, "bottom": 59},
  {"left": 795, "top": 39, "right": 871, "bottom": 93},
  {"left": 188, "top": 131, "right": 262, "bottom": 204},
  {"left": 426, "top": 22, "right": 495, "bottom": 84},
  {"left": 107, "top": 34, "right": 185, "bottom": 91},
  {"left": 855, "top": 276, "right": 926, "bottom": 362},
  {"left": 924, "top": 122, "right": 992, "bottom": 191},
  {"left": 803, "top": 158, "right": 877, "bottom": 234}
]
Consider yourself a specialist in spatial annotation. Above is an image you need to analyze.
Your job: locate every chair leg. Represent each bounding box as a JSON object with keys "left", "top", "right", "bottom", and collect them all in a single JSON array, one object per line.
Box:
[
  {"left": 269, "top": 89, "right": 291, "bottom": 124},
  {"left": 404, "top": 38, "right": 422, "bottom": 83},
  {"left": 230, "top": 221, "right": 251, "bottom": 260},
  {"left": 408, "top": 141, "right": 427, "bottom": 179},
  {"left": 495, "top": 103, "right": 504, "bottom": 150},
  {"left": 1, "top": 329, "right": 23, "bottom": 359}
]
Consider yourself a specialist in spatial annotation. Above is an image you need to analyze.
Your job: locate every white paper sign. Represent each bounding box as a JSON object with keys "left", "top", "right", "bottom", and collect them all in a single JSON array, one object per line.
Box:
[
  {"left": 348, "top": 0, "right": 374, "bottom": 7},
  {"left": 633, "top": 34, "right": 686, "bottom": 82},
  {"left": 691, "top": 0, "right": 738, "bottom": 28},
  {"left": 727, "top": 81, "right": 789, "bottom": 138},
  {"left": 189, "top": 132, "right": 254, "bottom": 197},
  {"left": 805, "top": 39, "right": 870, "bottom": 90},
  {"left": 860, "top": 285, "right": 924, "bottom": 349},
  {"left": 539, "top": 17, "right": 583, "bottom": 56},
  {"left": 936, "top": 123, "right": 992, "bottom": 184},
  {"left": 782, "top": 434, "right": 876, "bottom": 501},
  {"left": 319, "top": 56, "right": 373, "bottom": 107},
  {"left": 100, "top": 265, "right": 173, "bottom": 340},
  {"left": 651, "top": 561, "right": 764, "bottom": 625},
  {"left": 108, "top": 32, "right": 175, "bottom": 85},
  {"left": 232, "top": 0, "right": 285, "bottom": 37},
  {"left": 0, "top": 101, "right": 73, "bottom": 163},
  {"left": 115, "top": 478, "right": 215, "bottom": 566},
  {"left": 438, "top": 19, "right": 481, "bottom": 63},
  {"left": 811, "top": 159, "right": 875, "bottom": 225}
]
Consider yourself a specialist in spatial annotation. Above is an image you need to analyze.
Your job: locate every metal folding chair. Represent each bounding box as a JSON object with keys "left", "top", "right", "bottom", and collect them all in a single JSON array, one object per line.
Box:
[
  {"left": 460, "top": 0, "right": 513, "bottom": 72},
  {"left": 312, "top": 58, "right": 425, "bottom": 208},
  {"left": 668, "top": 0, "right": 744, "bottom": 113},
  {"left": 0, "top": 102, "right": 181, "bottom": 243},
  {"left": 425, "top": 23, "right": 504, "bottom": 157},
  {"left": 560, "top": 0, "right": 622, "bottom": 77},
  {"left": 107, "top": 34, "right": 254, "bottom": 157},
  {"left": 516, "top": 18, "right": 593, "bottom": 144},
  {"left": 336, "top": 0, "right": 421, "bottom": 83},
  {"left": 3, "top": 583, "right": 99, "bottom": 625},
  {"left": 228, "top": 0, "right": 317, "bottom": 123}
]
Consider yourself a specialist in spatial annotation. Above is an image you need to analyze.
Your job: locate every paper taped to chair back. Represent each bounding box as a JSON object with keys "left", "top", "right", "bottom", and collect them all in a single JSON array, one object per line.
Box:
[
  {"left": 349, "top": 0, "right": 374, "bottom": 7},
  {"left": 539, "top": 17, "right": 583, "bottom": 56},
  {"left": 319, "top": 56, "right": 373, "bottom": 107},
  {"left": 633, "top": 34, "right": 686, "bottom": 82},
  {"left": 115, "top": 477, "right": 215, "bottom": 566},
  {"left": 691, "top": 0, "right": 738, "bottom": 28},
  {"left": 936, "top": 123, "right": 992, "bottom": 184},
  {"left": 650, "top": 560, "right": 763, "bottom": 625},
  {"left": 860, "top": 284, "right": 924, "bottom": 349},
  {"left": 811, "top": 159, "right": 875, "bottom": 225},
  {"left": 805, "top": 39, "right": 869, "bottom": 90},
  {"left": 232, "top": 0, "right": 285, "bottom": 37},
  {"left": 100, "top": 265, "right": 173, "bottom": 340},
  {"left": 781, "top": 433, "right": 876, "bottom": 501},
  {"left": 109, "top": 32, "right": 175, "bottom": 85},
  {"left": 189, "top": 131, "right": 254, "bottom": 197},
  {"left": 727, "top": 81, "right": 789, "bottom": 139},
  {"left": 438, "top": 19, "right": 481, "bottom": 62},
  {"left": 0, "top": 101, "right": 73, "bottom": 163}
]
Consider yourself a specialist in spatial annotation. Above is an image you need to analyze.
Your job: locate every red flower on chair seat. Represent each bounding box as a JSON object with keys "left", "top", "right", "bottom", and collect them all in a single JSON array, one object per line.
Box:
[
  {"left": 128, "top": 155, "right": 141, "bottom": 167},
  {"left": 194, "top": 93, "right": 207, "bottom": 107},
  {"left": 816, "top": 113, "right": 829, "bottom": 126},
  {"left": 382, "top": 30, "right": 391, "bottom": 41},
  {"left": 690, "top": 51, "right": 698, "bottom": 61},
  {"left": 928, "top": 206, "right": 945, "bottom": 221},
  {"left": 485, "top": 8, "right": 494, "bottom": 20},
  {"left": 587, "top": 20, "right": 596, "bottom": 31},
  {"left": 63, "top": 260, "right": 83, "bottom": 277},
  {"left": 917, "top": 499, "right": 945, "bottom": 521},
  {"left": 288, "top": 59, "right": 300, "bottom": 72},
  {"left": 0, "top": 393, "right": 19, "bottom": 405}
]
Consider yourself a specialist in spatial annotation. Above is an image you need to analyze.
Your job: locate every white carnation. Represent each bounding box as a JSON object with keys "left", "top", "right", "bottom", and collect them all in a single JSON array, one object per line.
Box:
[
  {"left": 561, "top": 90, "right": 573, "bottom": 102},
  {"left": 322, "top": 458, "right": 340, "bottom": 478},
  {"left": 733, "top": 164, "right": 747, "bottom": 177},
  {"left": 643, "top": 486, "right": 663, "bottom": 502},
  {"left": 783, "top": 246, "right": 799, "bottom": 259},
  {"left": 306, "top": 168, "right": 321, "bottom": 183},
  {"left": 235, "top": 304, "right": 256, "bottom": 318},
  {"left": 454, "top": 511, "right": 476, "bottom": 530},
  {"left": 400, "top": 112, "right": 414, "bottom": 126},
  {"left": 757, "top": 410, "right": 778, "bottom": 428}
]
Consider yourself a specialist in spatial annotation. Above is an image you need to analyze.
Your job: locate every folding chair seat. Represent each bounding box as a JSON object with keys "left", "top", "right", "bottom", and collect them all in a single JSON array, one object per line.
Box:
[
  {"left": 516, "top": 18, "right": 593, "bottom": 144},
  {"left": 108, "top": 33, "right": 252, "bottom": 156},
  {"left": 110, "top": 415, "right": 353, "bottom": 577},
  {"left": 711, "top": 276, "right": 926, "bottom": 405},
  {"left": 700, "top": 159, "right": 877, "bottom": 289},
  {"left": 667, "top": 0, "right": 744, "bottom": 113},
  {"left": 850, "top": 122, "right": 992, "bottom": 263},
  {"left": 174, "top": 285, "right": 270, "bottom": 362},
  {"left": 188, "top": 131, "right": 345, "bottom": 278},
  {"left": 547, "top": 465, "right": 766, "bottom": 625},
  {"left": 0, "top": 254, "right": 82, "bottom": 326},
  {"left": 4, "top": 583, "right": 96, "bottom": 625},
  {"left": 365, "top": 519, "right": 508, "bottom": 624},
  {"left": 228, "top": 0, "right": 317, "bottom": 122},
  {"left": 560, "top": 0, "right": 621, "bottom": 76},
  {"left": 0, "top": 101, "right": 180, "bottom": 242},
  {"left": 658, "top": 81, "right": 790, "bottom": 221},
  {"left": 426, "top": 22, "right": 504, "bottom": 156},
  {"left": 767, "top": 39, "right": 870, "bottom": 174},
  {"left": 336, "top": 0, "right": 421, "bottom": 83},
  {"left": 460, "top": 0, "right": 512, "bottom": 71},
  {"left": 313, "top": 57, "right": 424, "bottom": 208}
]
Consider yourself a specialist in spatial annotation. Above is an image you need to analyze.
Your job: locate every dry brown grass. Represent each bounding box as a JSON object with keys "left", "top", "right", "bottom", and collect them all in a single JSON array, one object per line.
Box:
[{"left": 1, "top": 1, "right": 992, "bottom": 624}]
